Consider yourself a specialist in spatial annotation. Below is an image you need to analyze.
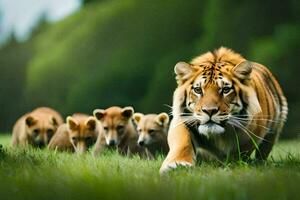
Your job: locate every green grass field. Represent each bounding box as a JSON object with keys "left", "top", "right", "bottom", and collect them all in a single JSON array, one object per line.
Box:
[{"left": 0, "top": 134, "right": 300, "bottom": 200}]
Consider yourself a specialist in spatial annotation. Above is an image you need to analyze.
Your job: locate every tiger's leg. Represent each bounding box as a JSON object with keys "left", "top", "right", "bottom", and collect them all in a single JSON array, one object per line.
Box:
[
  {"left": 240, "top": 151, "right": 253, "bottom": 162},
  {"left": 159, "top": 122, "right": 195, "bottom": 174},
  {"left": 255, "top": 131, "right": 279, "bottom": 160}
]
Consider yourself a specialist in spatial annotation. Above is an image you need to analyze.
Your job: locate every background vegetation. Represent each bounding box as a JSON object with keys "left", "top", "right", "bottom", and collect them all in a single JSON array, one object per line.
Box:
[{"left": 0, "top": 0, "right": 299, "bottom": 137}]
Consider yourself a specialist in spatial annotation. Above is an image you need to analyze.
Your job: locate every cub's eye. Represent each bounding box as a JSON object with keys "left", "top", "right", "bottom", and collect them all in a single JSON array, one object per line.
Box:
[
  {"left": 148, "top": 129, "right": 155, "bottom": 135},
  {"left": 117, "top": 125, "right": 125, "bottom": 135},
  {"left": 47, "top": 129, "right": 54, "bottom": 135},
  {"left": 33, "top": 129, "right": 40, "bottom": 134},
  {"left": 193, "top": 86, "right": 202, "bottom": 95},
  {"left": 222, "top": 87, "right": 232, "bottom": 94},
  {"left": 137, "top": 128, "right": 142, "bottom": 132},
  {"left": 117, "top": 125, "right": 124, "bottom": 131},
  {"left": 103, "top": 127, "right": 109, "bottom": 131},
  {"left": 33, "top": 129, "right": 40, "bottom": 137},
  {"left": 46, "top": 129, "right": 54, "bottom": 139}
]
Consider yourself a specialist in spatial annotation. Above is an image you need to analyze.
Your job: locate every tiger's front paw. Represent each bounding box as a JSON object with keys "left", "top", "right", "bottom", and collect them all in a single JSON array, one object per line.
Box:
[{"left": 159, "top": 161, "right": 193, "bottom": 174}]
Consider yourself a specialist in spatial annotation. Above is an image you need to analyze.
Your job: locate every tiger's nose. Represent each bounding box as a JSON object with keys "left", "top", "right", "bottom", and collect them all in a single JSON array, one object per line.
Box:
[{"left": 201, "top": 106, "right": 219, "bottom": 117}]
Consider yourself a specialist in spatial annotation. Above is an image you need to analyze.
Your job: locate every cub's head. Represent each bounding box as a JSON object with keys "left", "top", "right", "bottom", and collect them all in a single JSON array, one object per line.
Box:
[
  {"left": 174, "top": 48, "right": 261, "bottom": 136},
  {"left": 25, "top": 114, "right": 59, "bottom": 148},
  {"left": 93, "top": 106, "right": 134, "bottom": 147},
  {"left": 67, "top": 115, "right": 98, "bottom": 154},
  {"left": 133, "top": 113, "right": 169, "bottom": 147}
]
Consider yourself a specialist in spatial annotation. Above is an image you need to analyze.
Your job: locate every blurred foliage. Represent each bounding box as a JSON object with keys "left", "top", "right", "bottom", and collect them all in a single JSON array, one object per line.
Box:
[
  {"left": 25, "top": 0, "right": 202, "bottom": 113},
  {"left": 0, "top": 34, "right": 32, "bottom": 130},
  {"left": 0, "top": 0, "right": 299, "bottom": 138}
]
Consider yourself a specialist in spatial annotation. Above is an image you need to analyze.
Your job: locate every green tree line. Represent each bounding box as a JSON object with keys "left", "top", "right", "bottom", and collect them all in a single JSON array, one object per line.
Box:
[{"left": 0, "top": 0, "right": 299, "bottom": 137}]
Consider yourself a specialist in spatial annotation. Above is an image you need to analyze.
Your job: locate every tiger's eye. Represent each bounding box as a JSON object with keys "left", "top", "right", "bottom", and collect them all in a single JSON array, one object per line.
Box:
[
  {"left": 222, "top": 87, "right": 231, "bottom": 94},
  {"left": 193, "top": 86, "right": 202, "bottom": 95}
]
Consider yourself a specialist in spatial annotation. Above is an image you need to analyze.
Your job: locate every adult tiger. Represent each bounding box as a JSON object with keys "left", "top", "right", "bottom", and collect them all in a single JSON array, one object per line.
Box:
[{"left": 160, "top": 47, "right": 288, "bottom": 174}]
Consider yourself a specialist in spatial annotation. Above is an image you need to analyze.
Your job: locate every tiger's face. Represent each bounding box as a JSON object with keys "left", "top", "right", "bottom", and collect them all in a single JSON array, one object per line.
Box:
[{"left": 174, "top": 59, "right": 260, "bottom": 136}]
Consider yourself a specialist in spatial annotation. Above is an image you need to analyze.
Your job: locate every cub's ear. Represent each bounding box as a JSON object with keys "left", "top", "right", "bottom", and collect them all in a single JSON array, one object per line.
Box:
[
  {"left": 93, "top": 109, "right": 106, "bottom": 121},
  {"left": 133, "top": 113, "right": 144, "bottom": 125},
  {"left": 51, "top": 117, "right": 58, "bottom": 126},
  {"left": 156, "top": 113, "right": 169, "bottom": 126},
  {"left": 85, "top": 117, "right": 97, "bottom": 131},
  {"left": 121, "top": 106, "right": 134, "bottom": 119},
  {"left": 232, "top": 60, "right": 252, "bottom": 81},
  {"left": 174, "top": 62, "right": 198, "bottom": 84},
  {"left": 67, "top": 116, "right": 79, "bottom": 131},
  {"left": 25, "top": 116, "right": 37, "bottom": 127}
]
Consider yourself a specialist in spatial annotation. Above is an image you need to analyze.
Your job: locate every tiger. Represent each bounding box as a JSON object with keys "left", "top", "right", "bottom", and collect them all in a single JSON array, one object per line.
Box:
[{"left": 160, "top": 47, "right": 288, "bottom": 174}]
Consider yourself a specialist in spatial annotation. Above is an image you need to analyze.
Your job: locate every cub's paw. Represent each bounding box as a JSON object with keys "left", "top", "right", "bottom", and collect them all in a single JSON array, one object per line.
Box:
[{"left": 159, "top": 161, "right": 193, "bottom": 175}]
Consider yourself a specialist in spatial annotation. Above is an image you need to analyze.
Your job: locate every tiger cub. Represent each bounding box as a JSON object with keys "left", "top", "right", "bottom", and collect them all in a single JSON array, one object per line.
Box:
[
  {"left": 12, "top": 107, "right": 63, "bottom": 148},
  {"left": 93, "top": 106, "right": 142, "bottom": 156},
  {"left": 133, "top": 112, "right": 169, "bottom": 159},
  {"left": 48, "top": 113, "right": 98, "bottom": 153}
]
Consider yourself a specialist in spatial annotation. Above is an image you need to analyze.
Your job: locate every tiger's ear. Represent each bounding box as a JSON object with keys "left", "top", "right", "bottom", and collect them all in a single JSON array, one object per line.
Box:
[
  {"left": 156, "top": 113, "right": 169, "bottom": 126},
  {"left": 232, "top": 61, "right": 252, "bottom": 81},
  {"left": 67, "top": 116, "right": 79, "bottom": 131},
  {"left": 174, "top": 62, "right": 198, "bottom": 84},
  {"left": 93, "top": 109, "right": 106, "bottom": 121},
  {"left": 121, "top": 106, "right": 134, "bottom": 119},
  {"left": 133, "top": 113, "right": 144, "bottom": 125}
]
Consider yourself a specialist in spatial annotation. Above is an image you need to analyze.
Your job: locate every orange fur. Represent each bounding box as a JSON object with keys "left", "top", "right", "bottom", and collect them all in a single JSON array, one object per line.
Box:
[
  {"left": 11, "top": 107, "right": 64, "bottom": 148},
  {"left": 93, "top": 106, "right": 143, "bottom": 156},
  {"left": 133, "top": 113, "right": 169, "bottom": 159},
  {"left": 160, "top": 47, "right": 288, "bottom": 173},
  {"left": 48, "top": 113, "right": 98, "bottom": 153}
]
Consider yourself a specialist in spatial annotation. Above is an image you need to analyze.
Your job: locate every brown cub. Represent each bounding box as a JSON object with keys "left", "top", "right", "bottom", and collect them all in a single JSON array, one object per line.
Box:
[
  {"left": 12, "top": 107, "right": 63, "bottom": 148},
  {"left": 133, "top": 113, "right": 169, "bottom": 158},
  {"left": 48, "top": 113, "right": 98, "bottom": 153},
  {"left": 93, "top": 106, "right": 141, "bottom": 156}
]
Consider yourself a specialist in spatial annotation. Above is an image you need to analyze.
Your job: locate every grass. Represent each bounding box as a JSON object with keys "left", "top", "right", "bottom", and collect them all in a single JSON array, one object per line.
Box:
[{"left": 0, "top": 134, "right": 300, "bottom": 200}]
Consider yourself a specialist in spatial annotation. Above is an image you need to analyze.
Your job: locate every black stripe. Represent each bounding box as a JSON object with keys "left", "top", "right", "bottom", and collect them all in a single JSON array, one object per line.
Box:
[
  {"left": 254, "top": 66, "right": 281, "bottom": 110},
  {"left": 225, "top": 61, "right": 236, "bottom": 66},
  {"left": 180, "top": 89, "right": 191, "bottom": 117},
  {"left": 239, "top": 91, "right": 248, "bottom": 114}
]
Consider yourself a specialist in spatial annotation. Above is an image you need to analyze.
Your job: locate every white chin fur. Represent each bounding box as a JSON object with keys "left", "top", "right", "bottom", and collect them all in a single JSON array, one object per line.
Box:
[{"left": 198, "top": 123, "right": 225, "bottom": 136}]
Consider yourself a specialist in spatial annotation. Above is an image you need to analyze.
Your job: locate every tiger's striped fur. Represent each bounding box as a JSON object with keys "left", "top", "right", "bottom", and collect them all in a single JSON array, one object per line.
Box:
[{"left": 160, "top": 47, "right": 288, "bottom": 174}]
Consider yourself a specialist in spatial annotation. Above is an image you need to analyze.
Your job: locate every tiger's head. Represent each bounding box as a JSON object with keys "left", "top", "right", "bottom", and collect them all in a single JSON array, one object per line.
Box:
[{"left": 173, "top": 47, "right": 261, "bottom": 136}]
